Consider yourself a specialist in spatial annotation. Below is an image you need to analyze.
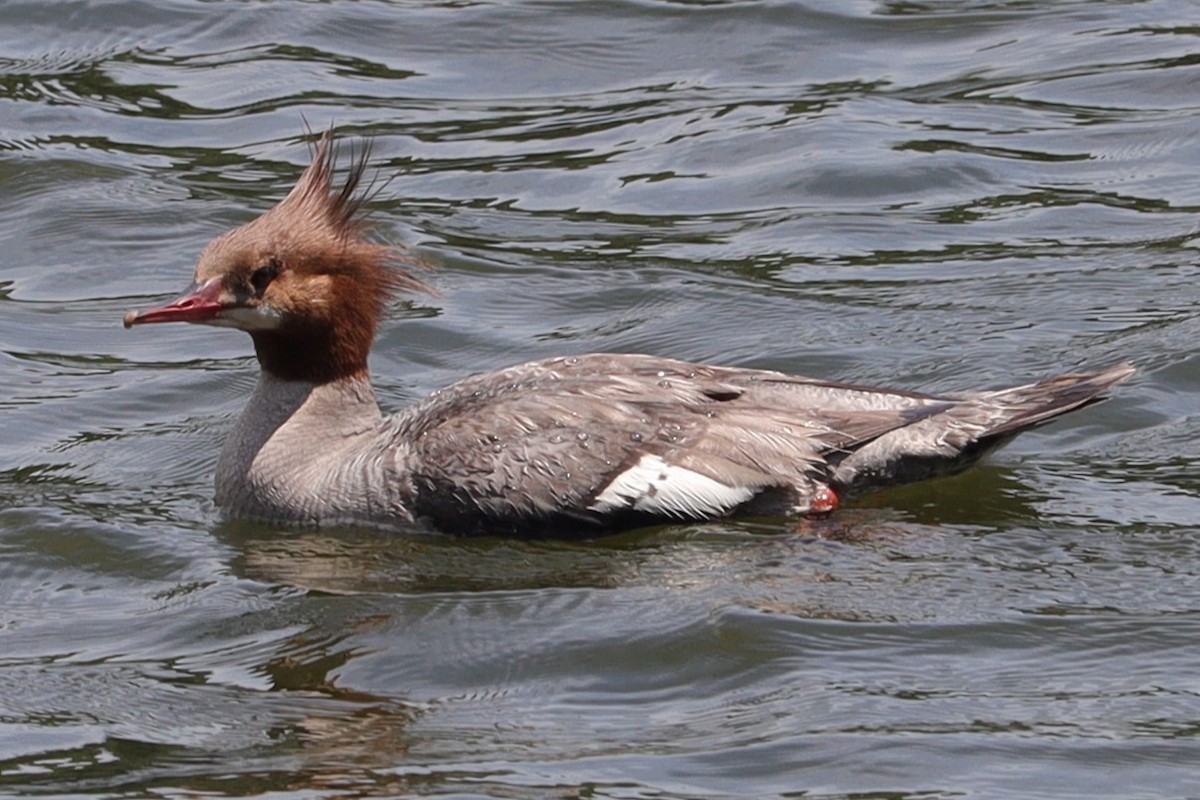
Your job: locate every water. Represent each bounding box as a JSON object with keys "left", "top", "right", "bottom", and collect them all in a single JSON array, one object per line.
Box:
[{"left": 2, "top": 0, "right": 1200, "bottom": 797}]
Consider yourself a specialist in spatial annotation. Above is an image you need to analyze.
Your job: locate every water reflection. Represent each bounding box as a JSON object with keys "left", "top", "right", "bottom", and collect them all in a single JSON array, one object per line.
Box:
[{"left": 220, "top": 521, "right": 632, "bottom": 594}]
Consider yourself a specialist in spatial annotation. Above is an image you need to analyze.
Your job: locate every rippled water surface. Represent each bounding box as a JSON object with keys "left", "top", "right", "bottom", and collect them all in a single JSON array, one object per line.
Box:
[{"left": 3, "top": 1, "right": 1200, "bottom": 797}]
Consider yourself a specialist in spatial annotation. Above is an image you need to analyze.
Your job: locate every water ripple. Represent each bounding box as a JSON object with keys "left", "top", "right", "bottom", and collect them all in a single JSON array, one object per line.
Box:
[{"left": 3, "top": 0, "right": 1200, "bottom": 797}]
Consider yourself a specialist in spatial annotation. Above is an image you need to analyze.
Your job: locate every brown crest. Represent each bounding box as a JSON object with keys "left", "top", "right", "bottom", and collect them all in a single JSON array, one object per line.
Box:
[{"left": 239, "top": 131, "right": 433, "bottom": 383}]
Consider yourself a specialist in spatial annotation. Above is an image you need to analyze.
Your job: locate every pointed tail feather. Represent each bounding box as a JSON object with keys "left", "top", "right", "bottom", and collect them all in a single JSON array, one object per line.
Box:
[
  {"left": 980, "top": 362, "right": 1135, "bottom": 439},
  {"left": 830, "top": 362, "right": 1134, "bottom": 494}
]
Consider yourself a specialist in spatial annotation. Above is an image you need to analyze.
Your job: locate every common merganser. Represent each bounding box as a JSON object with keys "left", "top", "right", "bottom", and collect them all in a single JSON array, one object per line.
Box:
[{"left": 124, "top": 134, "right": 1134, "bottom": 535}]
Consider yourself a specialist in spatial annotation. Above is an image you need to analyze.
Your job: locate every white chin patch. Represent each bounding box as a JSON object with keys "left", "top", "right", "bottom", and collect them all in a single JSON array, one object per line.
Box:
[
  {"left": 207, "top": 306, "right": 283, "bottom": 331},
  {"left": 589, "top": 454, "right": 756, "bottom": 518}
]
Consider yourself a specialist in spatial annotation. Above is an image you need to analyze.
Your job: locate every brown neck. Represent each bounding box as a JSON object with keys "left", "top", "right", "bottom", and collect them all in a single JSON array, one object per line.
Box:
[{"left": 250, "top": 324, "right": 372, "bottom": 384}]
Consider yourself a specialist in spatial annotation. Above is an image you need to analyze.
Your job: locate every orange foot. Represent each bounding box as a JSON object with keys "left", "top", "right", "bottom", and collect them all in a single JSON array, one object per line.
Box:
[{"left": 808, "top": 485, "right": 840, "bottom": 516}]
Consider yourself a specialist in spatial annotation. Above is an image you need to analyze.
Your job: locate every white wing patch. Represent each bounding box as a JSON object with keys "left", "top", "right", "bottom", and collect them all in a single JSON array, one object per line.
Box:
[{"left": 589, "top": 454, "right": 756, "bottom": 518}]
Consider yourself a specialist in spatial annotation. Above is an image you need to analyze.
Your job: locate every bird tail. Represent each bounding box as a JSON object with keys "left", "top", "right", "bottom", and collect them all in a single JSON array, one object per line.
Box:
[{"left": 977, "top": 361, "right": 1135, "bottom": 439}]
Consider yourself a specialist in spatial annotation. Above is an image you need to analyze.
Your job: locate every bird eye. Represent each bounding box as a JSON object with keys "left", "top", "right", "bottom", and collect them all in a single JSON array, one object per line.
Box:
[{"left": 250, "top": 260, "right": 281, "bottom": 293}]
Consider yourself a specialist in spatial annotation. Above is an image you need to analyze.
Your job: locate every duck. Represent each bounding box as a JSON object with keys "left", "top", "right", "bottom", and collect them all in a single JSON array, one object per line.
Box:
[{"left": 123, "top": 133, "right": 1134, "bottom": 536}]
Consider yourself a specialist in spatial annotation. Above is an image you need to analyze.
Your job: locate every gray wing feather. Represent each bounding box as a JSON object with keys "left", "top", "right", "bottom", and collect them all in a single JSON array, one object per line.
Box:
[
  {"left": 393, "top": 355, "right": 1131, "bottom": 531},
  {"left": 397, "top": 354, "right": 952, "bottom": 530}
]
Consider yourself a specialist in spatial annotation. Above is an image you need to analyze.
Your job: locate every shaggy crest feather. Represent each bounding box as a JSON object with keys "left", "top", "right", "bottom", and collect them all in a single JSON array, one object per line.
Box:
[{"left": 257, "top": 131, "right": 430, "bottom": 299}]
